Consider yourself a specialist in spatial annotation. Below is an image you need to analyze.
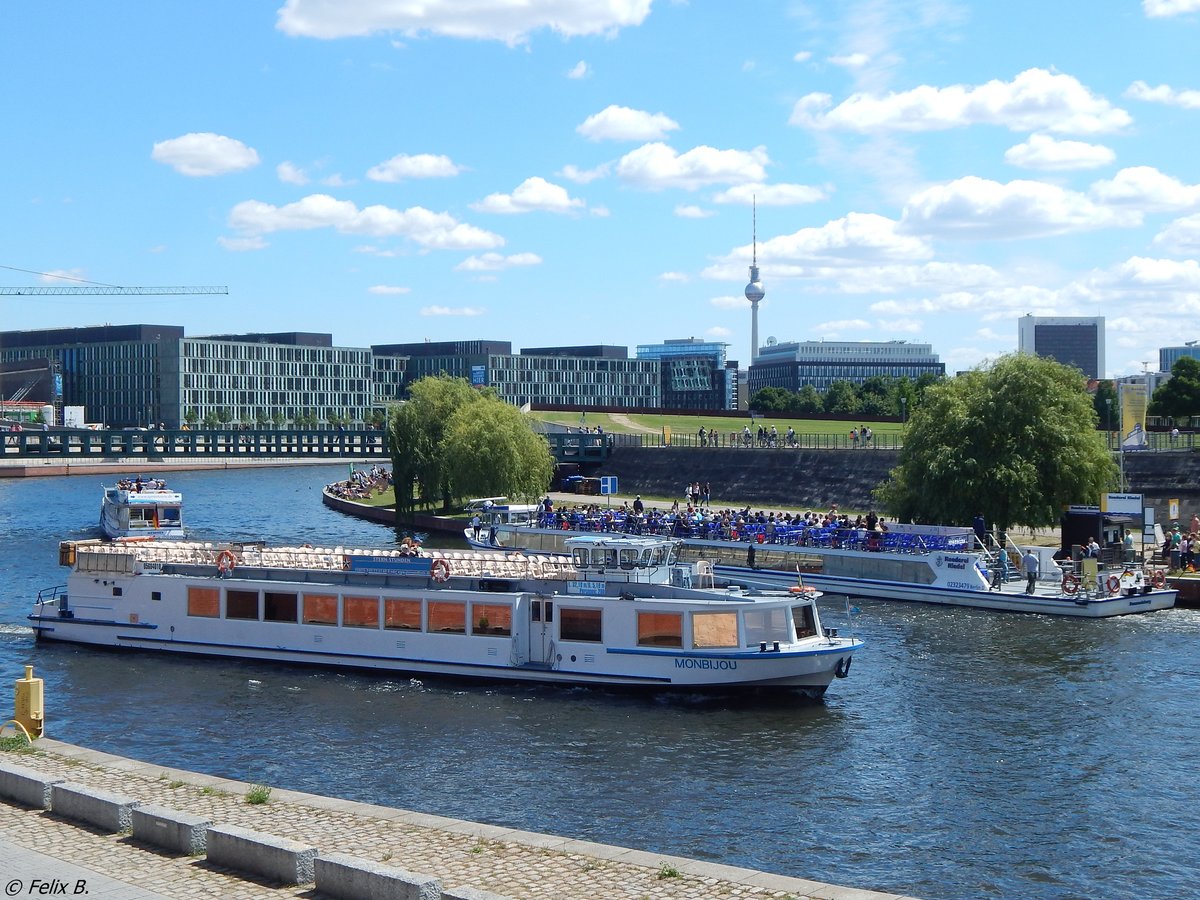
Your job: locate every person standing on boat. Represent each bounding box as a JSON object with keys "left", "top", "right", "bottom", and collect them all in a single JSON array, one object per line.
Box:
[
  {"left": 471, "top": 513, "right": 482, "bottom": 541},
  {"left": 1021, "top": 548, "right": 1040, "bottom": 595},
  {"left": 992, "top": 546, "right": 1009, "bottom": 589}
]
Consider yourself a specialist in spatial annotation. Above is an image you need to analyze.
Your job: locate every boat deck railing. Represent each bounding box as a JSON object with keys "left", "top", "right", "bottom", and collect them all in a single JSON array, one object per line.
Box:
[
  {"left": 70, "top": 541, "right": 581, "bottom": 581},
  {"left": 531, "top": 514, "right": 974, "bottom": 555}
]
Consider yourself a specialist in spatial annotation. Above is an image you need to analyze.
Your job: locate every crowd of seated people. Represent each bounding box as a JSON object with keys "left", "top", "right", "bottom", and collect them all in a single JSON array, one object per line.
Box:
[
  {"left": 327, "top": 465, "right": 393, "bottom": 500},
  {"left": 531, "top": 503, "right": 970, "bottom": 553},
  {"left": 117, "top": 476, "right": 167, "bottom": 492}
]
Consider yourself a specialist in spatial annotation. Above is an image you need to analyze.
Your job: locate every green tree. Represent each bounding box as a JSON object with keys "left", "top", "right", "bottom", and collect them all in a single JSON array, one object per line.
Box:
[
  {"left": 1149, "top": 357, "right": 1200, "bottom": 420},
  {"left": 823, "top": 380, "right": 860, "bottom": 415},
  {"left": 443, "top": 400, "right": 554, "bottom": 504},
  {"left": 874, "top": 353, "right": 1118, "bottom": 533},
  {"left": 1093, "top": 380, "right": 1119, "bottom": 431},
  {"left": 795, "top": 384, "right": 823, "bottom": 415},
  {"left": 388, "top": 375, "right": 482, "bottom": 515},
  {"left": 749, "top": 386, "right": 798, "bottom": 413},
  {"left": 855, "top": 376, "right": 892, "bottom": 416}
]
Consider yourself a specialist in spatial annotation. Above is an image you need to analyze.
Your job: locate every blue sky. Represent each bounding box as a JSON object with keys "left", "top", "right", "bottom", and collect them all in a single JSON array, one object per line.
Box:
[{"left": 4, "top": 0, "right": 1200, "bottom": 379}]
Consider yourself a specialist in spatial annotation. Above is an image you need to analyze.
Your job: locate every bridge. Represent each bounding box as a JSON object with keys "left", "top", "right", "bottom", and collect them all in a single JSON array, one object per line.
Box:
[{"left": 1, "top": 428, "right": 612, "bottom": 464}]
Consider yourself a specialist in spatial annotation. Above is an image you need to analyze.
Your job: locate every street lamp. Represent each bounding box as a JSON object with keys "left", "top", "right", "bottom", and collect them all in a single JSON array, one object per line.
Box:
[
  {"left": 900, "top": 396, "right": 907, "bottom": 425},
  {"left": 1105, "top": 398, "right": 1112, "bottom": 446}
]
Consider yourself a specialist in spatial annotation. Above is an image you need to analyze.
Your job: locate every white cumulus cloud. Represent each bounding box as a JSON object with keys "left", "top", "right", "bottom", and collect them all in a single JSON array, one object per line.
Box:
[
  {"left": 828, "top": 52, "right": 870, "bottom": 69},
  {"left": 421, "top": 305, "right": 486, "bottom": 316},
  {"left": 902, "top": 175, "right": 1135, "bottom": 239},
  {"left": 455, "top": 252, "right": 543, "bottom": 272},
  {"left": 674, "top": 204, "right": 713, "bottom": 218},
  {"left": 1124, "top": 80, "right": 1200, "bottom": 109},
  {"left": 1153, "top": 213, "right": 1200, "bottom": 253},
  {"left": 1004, "top": 133, "right": 1115, "bottom": 171},
  {"left": 577, "top": 105, "right": 680, "bottom": 141},
  {"left": 789, "top": 68, "right": 1131, "bottom": 135},
  {"left": 277, "top": 161, "right": 309, "bottom": 185},
  {"left": 226, "top": 193, "right": 504, "bottom": 249},
  {"left": 471, "top": 177, "right": 585, "bottom": 214},
  {"left": 616, "top": 143, "right": 768, "bottom": 190},
  {"left": 1089, "top": 166, "right": 1200, "bottom": 212},
  {"left": 276, "top": 0, "right": 653, "bottom": 44},
  {"left": 762, "top": 212, "right": 933, "bottom": 264},
  {"left": 559, "top": 162, "right": 610, "bottom": 184},
  {"left": 367, "top": 285, "right": 411, "bottom": 295},
  {"left": 567, "top": 60, "right": 590, "bottom": 79},
  {"left": 367, "top": 153, "right": 462, "bottom": 182},
  {"left": 152, "top": 133, "right": 260, "bottom": 177},
  {"left": 711, "top": 183, "right": 827, "bottom": 205},
  {"left": 1143, "top": 0, "right": 1200, "bottom": 17}
]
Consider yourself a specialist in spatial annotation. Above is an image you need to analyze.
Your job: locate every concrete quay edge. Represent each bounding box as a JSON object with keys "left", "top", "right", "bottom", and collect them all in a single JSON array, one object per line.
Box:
[{"left": 2, "top": 738, "right": 918, "bottom": 900}]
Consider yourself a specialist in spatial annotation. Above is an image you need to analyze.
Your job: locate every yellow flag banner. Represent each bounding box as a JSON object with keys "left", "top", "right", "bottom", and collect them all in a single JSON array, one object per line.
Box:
[{"left": 1119, "top": 382, "right": 1148, "bottom": 450}]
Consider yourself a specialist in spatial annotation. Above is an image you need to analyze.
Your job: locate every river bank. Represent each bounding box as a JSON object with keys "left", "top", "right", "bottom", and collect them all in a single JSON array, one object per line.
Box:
[{"left": 0, "top": 739, "right": 905, "bottom": 900}]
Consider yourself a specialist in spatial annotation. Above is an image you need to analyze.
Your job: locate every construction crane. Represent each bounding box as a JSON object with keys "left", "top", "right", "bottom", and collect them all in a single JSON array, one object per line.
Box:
[{"left": 0, "top": 264, "right": 227, "bottom": 296}]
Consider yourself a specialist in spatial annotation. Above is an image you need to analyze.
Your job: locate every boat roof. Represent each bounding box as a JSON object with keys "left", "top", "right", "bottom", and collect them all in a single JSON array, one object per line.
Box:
[
  {"left": 563, "top": 534, "right": 677, "bottom": 551},
  {"left": 464, "top": 497, "right": 508, "bottom": 510}
]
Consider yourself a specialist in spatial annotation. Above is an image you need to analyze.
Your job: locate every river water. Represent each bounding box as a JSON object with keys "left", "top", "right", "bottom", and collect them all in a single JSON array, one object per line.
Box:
[{"left": 1, "top": 465, "right": 1197, "bottom": 900}]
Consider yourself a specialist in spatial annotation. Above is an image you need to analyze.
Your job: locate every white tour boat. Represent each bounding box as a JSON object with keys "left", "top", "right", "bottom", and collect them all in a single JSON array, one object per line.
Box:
[
  {"left": 99, "top": 477, "right": 185, "bottom": 540},
  {"left": 32, "top": 534, "right": 862, "bottom": 696},
  {"left": 475, "top": 519, "right": 1176, "bottom": 618},
  {"left": 463, "top": 497, "right": 539, "bottom": 546}
]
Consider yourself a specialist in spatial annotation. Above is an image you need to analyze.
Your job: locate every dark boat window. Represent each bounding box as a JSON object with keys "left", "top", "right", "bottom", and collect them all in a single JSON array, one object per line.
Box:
[
  {"left": 226, "top": 589, "right": 259, "bottom": 620},
  {"left": 264, "top": 591, "right": 298, "bottom": 623},
  {"left": 560, "top": 608, "right": 602, "bottom": 642},
  {"left": 792, "top": 604, "right": 817, "bottom": 639}
]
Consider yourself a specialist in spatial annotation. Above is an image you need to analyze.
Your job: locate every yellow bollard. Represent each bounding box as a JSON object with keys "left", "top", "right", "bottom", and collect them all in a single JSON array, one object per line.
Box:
[{"left": 14, "top": 665, "right": 44, "bottom": 739}]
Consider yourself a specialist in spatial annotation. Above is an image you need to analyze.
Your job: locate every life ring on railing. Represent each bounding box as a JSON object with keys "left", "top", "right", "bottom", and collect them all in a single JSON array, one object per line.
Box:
[
  {"left": 756, "top": 533, "right": 765, "bottom": 544},
  {"left": 1061, "top": 573, "right": 1079, "bottom": 595},
  {"left": 1151, "top": 570, "right": 1166, "bottom": 589},
  {"left": 215, "top": 549, "right": 237, "bottom": 576},
  {"left": 1106, "top": 575, "right": 1121, "bottom": 595},
  {"left": 789, "top": 585, "right": 818, "bottom": 595},
  {"left": 430, "top": 558, "right": 451, "bottom": 583}
]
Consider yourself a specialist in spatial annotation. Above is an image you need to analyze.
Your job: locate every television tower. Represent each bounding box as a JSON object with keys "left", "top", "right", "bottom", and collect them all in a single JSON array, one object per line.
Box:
[{"left": 743, "top": 198, "right": 764, "bottom": 364}]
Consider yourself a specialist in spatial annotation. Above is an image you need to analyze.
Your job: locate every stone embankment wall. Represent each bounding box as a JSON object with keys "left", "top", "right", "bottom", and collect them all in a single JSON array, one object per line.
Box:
[{"left": 591, "top": 447, "right": 1200, "bottom": 519}]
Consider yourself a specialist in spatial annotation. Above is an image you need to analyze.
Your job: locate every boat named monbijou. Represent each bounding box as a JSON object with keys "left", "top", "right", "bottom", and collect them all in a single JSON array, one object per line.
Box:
[{"left": 33, "top": 534, "right": 861, "bottom": 696}]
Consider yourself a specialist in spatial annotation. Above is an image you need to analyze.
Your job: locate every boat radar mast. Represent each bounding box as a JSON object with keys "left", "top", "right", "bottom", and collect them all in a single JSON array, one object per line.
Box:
[{"left": 743, "top": 198, "right": 765, "bottom": 363}]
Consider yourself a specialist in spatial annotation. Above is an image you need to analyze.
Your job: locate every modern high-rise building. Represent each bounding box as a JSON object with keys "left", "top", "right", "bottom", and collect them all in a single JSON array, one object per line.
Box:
[
  {"left": 748, "top": 340, "right": 944, "bottom": 395},
  {"left": 1017, "top": 315, "right": 1105, "bottom": 379}
]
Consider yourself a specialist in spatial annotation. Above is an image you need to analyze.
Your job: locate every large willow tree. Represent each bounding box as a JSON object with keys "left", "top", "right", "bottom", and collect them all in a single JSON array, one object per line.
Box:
[
  {"left": 874, "top": 353, "right": 1118, "bottom": 533},
  {"left": 387, "top": 375, "right": 552, "bottom": 523}
]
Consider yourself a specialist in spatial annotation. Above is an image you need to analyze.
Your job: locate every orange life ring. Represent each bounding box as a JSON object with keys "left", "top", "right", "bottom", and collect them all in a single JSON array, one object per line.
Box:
[
  {"left": 215, "top": 549, "right": 237, "bottom": 575},
  {"left": 789, "top": 585, "right": 818, "bottom": 594},
  {"left": 430, "top": 558, "right": 451, "bottom": 583},
  {"left": 1151, "top": 570, "right": 1166, "bottom": 589},
  {"left": 756, "top": 533, "right": 765, "bottom": 544},
  {"left": 1061, "top": 573, "right": 1079, "bottom": 595},
  {"left": 1106, "top": 575, "right": 1121, "bottom": 595}
]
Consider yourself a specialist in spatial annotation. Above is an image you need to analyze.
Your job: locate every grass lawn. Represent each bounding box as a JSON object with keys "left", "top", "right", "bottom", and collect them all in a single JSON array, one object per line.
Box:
[{"left": 534, "top": 411, "right": 901, "bottom": 438}]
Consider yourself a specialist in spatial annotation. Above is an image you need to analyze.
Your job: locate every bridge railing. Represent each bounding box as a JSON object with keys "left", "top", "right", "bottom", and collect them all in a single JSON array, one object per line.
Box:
[{"left": 1, "top": 428, "right": 389, "bottom": 459}]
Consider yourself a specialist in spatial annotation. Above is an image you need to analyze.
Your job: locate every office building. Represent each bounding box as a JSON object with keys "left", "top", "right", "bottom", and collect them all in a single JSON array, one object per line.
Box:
[
  {"left": 748, "top": 340, "right": 944, "bottom": 395},
  {"left": 1017, "top": 315, "right": 1105, "bottom": 379},
  {"left": 637, "top": 338, "right": 737, "bottom": 410},
  {"left": 1159, "top": 342, "right": 1200, "bottom": 373}
]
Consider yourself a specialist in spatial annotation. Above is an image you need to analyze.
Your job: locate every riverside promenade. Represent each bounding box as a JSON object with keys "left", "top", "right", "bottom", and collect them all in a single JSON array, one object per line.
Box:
[{"left": 0, "top": 740, "right": 915, "bottom": 900}]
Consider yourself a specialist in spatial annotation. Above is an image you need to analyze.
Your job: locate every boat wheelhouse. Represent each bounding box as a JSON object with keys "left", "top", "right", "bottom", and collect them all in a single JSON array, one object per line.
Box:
[
  {"left": 33, "top": 534, "right": 861, "bottom": 696},
  {"left": 99, "top": 477, "right": 185, "bottom": 540}
]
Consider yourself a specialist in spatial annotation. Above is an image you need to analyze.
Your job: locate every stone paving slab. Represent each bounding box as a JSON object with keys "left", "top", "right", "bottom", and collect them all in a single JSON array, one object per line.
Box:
[{"left": 0, "top": 739, "right": 919, "bottom": 900}]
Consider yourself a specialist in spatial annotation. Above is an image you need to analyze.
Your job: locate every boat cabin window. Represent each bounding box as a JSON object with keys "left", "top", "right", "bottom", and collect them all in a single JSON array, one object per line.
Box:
[
  {"left": 637, "top": 611, "right": 683, "bottom": 648},
  {"left": 343, "top": 596, "right": 380, "bottom": 628},
  {"left": 651, "top": 546, "right": 671, "bottom": 567},
  {"left": 302, "top": 594, "right": 338, "bottom": 626},
  {"left": 691, "top": 612, "right": 739, "bottom": 649},
  {"left": 428, "top": 601, "right": 466, "bottom": 634},
  {"left": 619, "top": 548, "right": 643, "bottom": 569},
  {"left": 187, "top": 586, "right": 219, "bottom": 618},
  {"left": 383, "top": 599, "right": 421, "bottom": 631},
  {"left": 160, "top": 508, "right": 181, "bottom": 525},
  {"left": 226, "top": 589, "right": 259, "bottom": 621},
  {"left": 792, "top": 604, "right": 817, "bottom": 639},
  {"left": 471, "top": 602, "right": 512, "bottom": 636},
  {"left": 743, "top": 608, "right": 789, "bottom": 647},
  {"left": 264, "top": 591, "right": 298, "bottom": 623},
  {"left": 572, "top": 547, "right": 591, "bottom": 568},
  {"left": 559, "top": 607, "right": 602, "bottom": 642}
]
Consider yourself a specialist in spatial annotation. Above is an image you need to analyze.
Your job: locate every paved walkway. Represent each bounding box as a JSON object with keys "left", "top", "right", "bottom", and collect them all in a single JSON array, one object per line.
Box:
[{"left": 0, "top": 739, "right": 916, "bottom": 900}]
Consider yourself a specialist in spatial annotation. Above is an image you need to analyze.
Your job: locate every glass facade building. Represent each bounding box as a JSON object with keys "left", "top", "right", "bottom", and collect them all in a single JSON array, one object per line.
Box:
[
  {"left": 748, "top": 340, "right": 944, "bottom": 395},
  {"left": 1159, "top": 343, "right": 1200, "bottom": 373},
  {"left": 636, "top": 338, "right": 737, "bottom": 410}
]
